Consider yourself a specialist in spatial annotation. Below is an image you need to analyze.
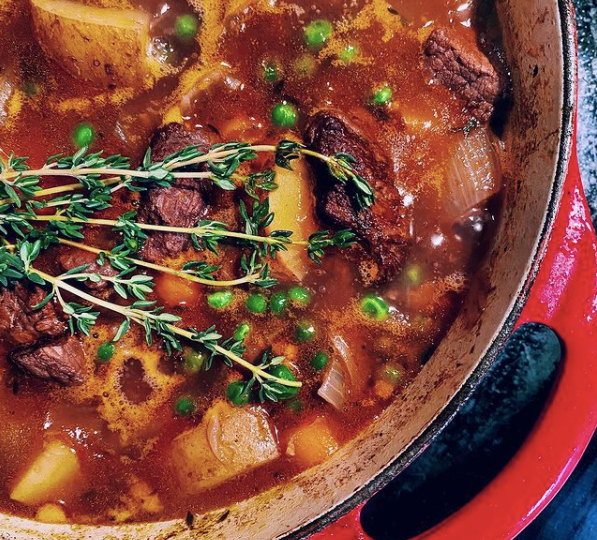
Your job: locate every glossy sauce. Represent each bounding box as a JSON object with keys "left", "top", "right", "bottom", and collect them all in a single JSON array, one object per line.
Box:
[{"left": 0, "top": 0, "right": 506, "bottom": 524}]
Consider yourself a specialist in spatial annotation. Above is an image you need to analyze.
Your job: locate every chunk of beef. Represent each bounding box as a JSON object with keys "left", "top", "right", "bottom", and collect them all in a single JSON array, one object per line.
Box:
[
  {"left": 10, "top": 336, "right": 86, "bottom": 386},
  {"left": 140, "top": 123, "right": 213, "bottom": 262},
  {"left": 0, "top": 284, "right": 66, "bottom": 347},
  {"left": 304, "top": 111, "right": 411, "bottom": 284},
  {"left": 58, "top": 249, "right": 118, "bottom": 295},
  {"left": 424, "top": 28, "right": 504, "bottom": 123}
]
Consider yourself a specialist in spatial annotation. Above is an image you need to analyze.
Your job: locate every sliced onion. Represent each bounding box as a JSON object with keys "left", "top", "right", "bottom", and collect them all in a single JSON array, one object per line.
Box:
[
  {"left": 317, "top": 359, "right": 346, "bottom": 411},
  {"left": 317, "top": 335, "right": 359, "bottom": 411},
  {"left": 0, "top": 68, "right": 15, "bottom": 127},
  {"left": 444, "top": 128, "right": 501, "bottom": 220}
]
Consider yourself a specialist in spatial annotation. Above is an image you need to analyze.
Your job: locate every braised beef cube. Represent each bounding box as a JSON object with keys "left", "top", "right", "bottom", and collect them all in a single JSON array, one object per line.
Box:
[
  {"left": 146, "top": 186, "right": 207, "bottom": 228},
  {"left": 58, "top": 249, "right": 118, "bottom": 294},
  {"left": 0, "top": 284, "right": 66, "bottom": 347},
  {"left": 424, "top": 28, "right": 504, "bottom": 123},
  {"left": 141, "top": 123, "right": 215, "bottom": 262},
  {"left": 10, "top": 335, "right": 87, "bottom": 386},
  {"left": 149, "top": 122, "right": 211, "bottom": 164},
  {"left": 304, "top": 111, "right": 411, "bottom": 284}
]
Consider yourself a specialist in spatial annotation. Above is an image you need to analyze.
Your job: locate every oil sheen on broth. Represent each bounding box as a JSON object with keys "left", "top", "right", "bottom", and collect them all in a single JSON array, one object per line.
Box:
[{"left": 0, "top": 0, "right": 508, "bottom": 524}]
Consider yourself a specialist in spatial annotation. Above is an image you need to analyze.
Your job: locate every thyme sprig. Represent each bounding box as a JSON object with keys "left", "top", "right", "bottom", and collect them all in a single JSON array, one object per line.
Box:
[
  {"left": 2, "top": 210, "right": 355, "bottom": 261},
  {"left": 57, "top": 238, "right": 271, "bottom": 288},
  {"left": 0, "top": 140, "right": 374, "bottom": 212},
  {"left": 0, "top": 137, "right": 375, "bottom": 402},
  {"left": 5, "top": 242, "right": 300, "bottom": 392},
  {"left": 235, "top": 349, "right": 299, "bottom": 403}
]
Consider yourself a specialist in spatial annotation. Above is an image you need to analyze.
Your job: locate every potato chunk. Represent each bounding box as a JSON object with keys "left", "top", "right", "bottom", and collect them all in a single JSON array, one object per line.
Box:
[
  {"left": 171, "top": 401, "right": 279, "bottom": 492},
  {"left": 267, "top": 158, "right": 318, "bottom": 281},
  {"left": 10, "top": 440, "right": 80, "bottom": 506},
  {"left": 30, "top": 0, "right": 159, "bottom": 88}
]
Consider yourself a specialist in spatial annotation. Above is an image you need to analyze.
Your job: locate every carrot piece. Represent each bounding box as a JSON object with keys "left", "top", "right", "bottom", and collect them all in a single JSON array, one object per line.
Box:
[
  {"left": 286, "top": 418, "right": 339, "bottom": 469},
  {"left": 155, "top": 274, "right": 201, "bottom": 308}
]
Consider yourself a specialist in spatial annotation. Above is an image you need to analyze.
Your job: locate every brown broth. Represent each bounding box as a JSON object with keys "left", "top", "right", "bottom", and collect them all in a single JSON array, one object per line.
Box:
[{"left": 0, "top": 0, "right": 506, "bottom": 524}]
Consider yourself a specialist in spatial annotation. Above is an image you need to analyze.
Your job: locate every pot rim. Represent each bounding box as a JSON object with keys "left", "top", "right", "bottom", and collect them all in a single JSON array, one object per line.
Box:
[{"left": 287, "top": 1, "right": 578, "bottom": 538}]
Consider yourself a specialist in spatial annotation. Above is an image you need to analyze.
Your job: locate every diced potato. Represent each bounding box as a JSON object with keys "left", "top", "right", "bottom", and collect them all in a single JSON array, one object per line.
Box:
[
  {"left": 30, "top": 0, "right": 161, "bottom": 88},
  {"left": 286, "top": 418, "right": 339, "bottom": 469},
  {"left": 36, "top": 503, "right": 68, "bottom": 523},
  {"left": 267, "top": 157, "right": 318, "bottom": 281},
  {"left": 11, "top": 440, "right": 80, "bottom": 506},
  {"left": 171, "top": 401, "right": 279, "bottom": 492}
]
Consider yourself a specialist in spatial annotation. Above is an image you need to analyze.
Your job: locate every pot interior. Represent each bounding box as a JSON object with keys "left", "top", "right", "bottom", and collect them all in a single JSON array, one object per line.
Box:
[{"left": 0, "top": 0, "right": 573, "bottom": 538}]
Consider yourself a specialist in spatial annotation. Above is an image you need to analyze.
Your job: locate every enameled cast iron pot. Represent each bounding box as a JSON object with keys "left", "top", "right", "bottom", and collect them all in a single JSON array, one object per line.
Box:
[{"left": 2, "top": 0, "right": 597, "bottom": 539}]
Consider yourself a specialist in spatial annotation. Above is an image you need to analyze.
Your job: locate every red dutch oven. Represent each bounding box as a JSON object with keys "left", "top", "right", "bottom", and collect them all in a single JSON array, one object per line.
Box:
[
  {"left": 1, "top": 0, "right": 595, "bottom": 539},
  {"left": 315, "top": 1, "right": 597, "bottom": 539}
]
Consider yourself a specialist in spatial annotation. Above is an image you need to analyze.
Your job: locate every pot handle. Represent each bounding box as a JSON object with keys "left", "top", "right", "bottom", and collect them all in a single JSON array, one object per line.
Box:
[{"left": 313, "top": 150, "right": 597, "bottom": 540}]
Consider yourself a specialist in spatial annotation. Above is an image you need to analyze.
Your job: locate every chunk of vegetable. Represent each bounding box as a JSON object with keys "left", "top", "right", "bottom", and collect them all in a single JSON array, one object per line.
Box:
[
  {"left": 11, "top": 440, "right": 80, "bottom": 506},
  {"left": 318, "top": 333, "right": 367, "bottom": 410},
  {"left": 36, "top": 503, "right": 67, "bottom": 523},
  {"left": 444, "top": 128, "right": 501, "bottom": 220},
  {"left": 30, "top": 0, "right": 161, "bottom": 88},
  {"left": 267, "top": 157, "right": 318, "bottom": 281},
  {"left": 286, "top": 418, "right": 339, "bottom": 468},
  {"left": 155, "top": 274, "right": 200, "bottom": 307},
  {"left": 317, "top": 358, "right": 346, "bottom": 410},
  {"left": 170, "top": 401, "right": 279, "bottom": 492}
]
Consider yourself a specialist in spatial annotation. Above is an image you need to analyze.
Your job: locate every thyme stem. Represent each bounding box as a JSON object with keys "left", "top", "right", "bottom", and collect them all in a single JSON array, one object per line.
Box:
[
  {"left": 27, "top": 214, "right": 309, "bottom": 247},
  {"left": 57, "top": 238, "right": 262, "bottom": 287},
  {"left": 31, "top": 267, "right": 301, "bottom": 389}
]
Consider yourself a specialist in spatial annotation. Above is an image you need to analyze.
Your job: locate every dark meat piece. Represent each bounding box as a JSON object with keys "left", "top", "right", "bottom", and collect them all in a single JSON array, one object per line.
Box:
[
  {"left": 0, "top": 284, "right": 66, "bottom": 347},
  {"left": 149, "top": 122, "right": 211, "bottom": 164},
  {"left": 58, "top": 249, "right": 118, "bottom": 294},
  {"left": 11, "top": 335, "right": 87, "bottom": 386},
  {"left": 140, "top": 123, "right": 213, "bottom": 263},
  {"left": 424, "top": 28, "right": 504, "bottom": 123},
  {"left": 304, "top": 111, "right": 411, "bottom": 284}
]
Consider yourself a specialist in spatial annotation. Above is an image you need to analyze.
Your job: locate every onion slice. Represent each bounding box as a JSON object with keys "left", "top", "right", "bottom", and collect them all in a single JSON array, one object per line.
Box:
[
  {"left": 444, "top": 128, "right": 501, "bottom": 220},
  {"left": 317, "top": 359, "right": 346, "bottom": 411},
  {"left": 317, "top": 335, "right": 360, "bottom": 411}
]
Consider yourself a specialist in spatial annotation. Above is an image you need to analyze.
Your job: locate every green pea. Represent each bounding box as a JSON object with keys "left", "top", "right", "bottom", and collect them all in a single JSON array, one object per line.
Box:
[
  {"left": 286, "top": 399, "right": 303, "bottom": 412},
  {"left": 271, "top": 101, "right": 298, "bottom": 128},
  {"left": 176, "top": 14, "right": 199, "bottom": 40},
  {"left": 246, "top": 293, "right": 268, "bottom": 314},
  {"left": 405, "top": 264, "right": 423, "bottom": 287},
  {"left": 227, "top": 381, "right": 251, "bottom": 406},
  {"left": 207, "top": 290, "right": 234, "bottom": 310},
  {"left": 381, "top": 365, "right": 402, "bottom": 385},
  {"left": 262, "top": 58, "right": 282, "bottom": 84},
  {"left": 270, "top": 291, "right": 288, "bottom": 314},
  {"left": 233, "top": 322, "right": 251, "bottom": 342},
  {"left": 182, "top": 347, "right": 207, "bottom": 373},
  {"left": 97, "top": 342, "right": 115, "bottom": 363},
  {"left": 268, "top": 364, "right": 299, "bottom": 400},
  {"left": 361, "top": 295, "right": 390, "bottom": 321},
  {"left": 372, "top": 84, "right": 393, "bottom": 106},
  {"left": 294, "top": 54, "right": 317, "bottom": 78},
  {"left": 73, "top": 123, "right": 94, "bottom": 148},
  {"left": 23, "top": 80, "right": 39, "bottom": 97},
  {"left": 295, "top": 321, "right": 316, "bottom": 343},
  {"left": 310, "top": 351, "right": 329, "bottom": 371},
  {"left": 175, "top": 396, "right": 195, "bottom": 417},
  {"left": 339, "top": 44, "right": 359, "bottom": 64},
  {"left": 304, "top": 19, "right": 333, "bottom": 50},
  {"left": 288, "top": 286, "right": 311, "bottom": 305}
]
